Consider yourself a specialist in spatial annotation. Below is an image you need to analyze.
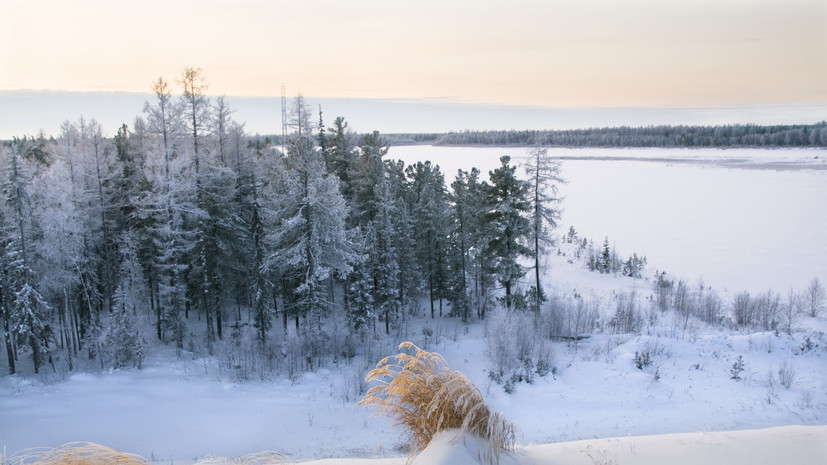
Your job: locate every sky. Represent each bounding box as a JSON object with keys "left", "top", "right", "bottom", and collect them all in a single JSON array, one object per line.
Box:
[{"left": 2, "top": 0, "right": 825, "bottom": 108}]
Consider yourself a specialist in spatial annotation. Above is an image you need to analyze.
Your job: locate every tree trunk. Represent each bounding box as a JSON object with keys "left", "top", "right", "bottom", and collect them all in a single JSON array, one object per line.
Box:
[
  {"left": 3, "top": 311, "right": 14, "bottom": 374},
  {"left": 29, "top": 333, "right": 41, "bottom": 374},
  {"left": 429, "top": 273, "right": 435, "bottom": 318},
  {"left": 505, "top": 280, "right": 512, "bottom": 311}
]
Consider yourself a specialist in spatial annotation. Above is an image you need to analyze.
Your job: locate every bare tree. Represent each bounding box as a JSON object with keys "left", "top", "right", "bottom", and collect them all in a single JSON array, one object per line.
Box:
[
  {"left": 524, "top": 147, "right": 564, "bottom": 312},
  {"left": 781, "top": 288, "right": 800, "bottom": 335},
  {"left": 804, "top": 277, "right": 825, "bottom": 317}
]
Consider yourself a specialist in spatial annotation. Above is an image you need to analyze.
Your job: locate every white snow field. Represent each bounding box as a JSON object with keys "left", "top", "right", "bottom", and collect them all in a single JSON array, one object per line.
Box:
[
  {"left": 2, "top": 147, "right": 826, "bottom": 464},
  {"left": 390, "top": 146, "right": 827, "bottom": 293}
]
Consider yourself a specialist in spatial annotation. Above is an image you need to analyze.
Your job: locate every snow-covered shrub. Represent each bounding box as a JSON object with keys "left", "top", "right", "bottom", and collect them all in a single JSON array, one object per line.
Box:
[
  {"left": 777, "top": 359, "right": 796, "bottom": 389},
  {"left": 545, "top": 293, "right": 599, "bottom": 342},
  {"left": 485, "top": 309, "right": 557, "bottom": 391},
  {"left": 610, "top": 291, "right": 643, "bottom": 334},
  {"left": 485, "top": 311, "right": 519, "bottom": 381},
  {"left": 358, "top": 342, "right": 515, "bottom": 464}
]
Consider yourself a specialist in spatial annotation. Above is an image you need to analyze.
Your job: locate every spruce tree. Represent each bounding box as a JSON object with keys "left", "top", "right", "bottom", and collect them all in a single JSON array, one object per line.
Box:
[{"left": 482, "top": 156, "right": 532, "bottom": 310}]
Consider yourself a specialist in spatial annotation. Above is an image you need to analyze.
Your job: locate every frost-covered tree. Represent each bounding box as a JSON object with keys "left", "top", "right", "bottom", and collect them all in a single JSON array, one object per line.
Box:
[
  {"left": 2, "top": 139, "right": 52, "bottom": 373},
  {"left": 103, "top": 300, "right": 145, "bottom": 370},
  {"left": 141, "top": 77, "right": 192, "bottom": 348},
  {"left": 371, "top": 176, "right": 401, "bottom": 333},
  {"left": 524, "top": 148, "right": 563, "bottom": 312},
  {"left": 447, "top": 169, "right": 485, "bottom": 322},
  {"left": 385, "top": 160, "right": 418, "bottom": 310},
  {"left": 408, "top": 161, "right": 450, "bottom": 318},
  {"left": 325, "top": 116, "right": 359, "bottom": 200},
  {"left": 482, "top": 156, "right": 532, "bottom": 310},
  {"left": 803, "top": 277, "right": 825, "bottom": 317},
  {"left": 268, "top": 117, "right": 357, "bottom": 348},
  {"left": 346, "top": 234, "right": 374, "bottom": 331},
  {"left": 349, "top": 131, "right": 388, "bottom": 228}
]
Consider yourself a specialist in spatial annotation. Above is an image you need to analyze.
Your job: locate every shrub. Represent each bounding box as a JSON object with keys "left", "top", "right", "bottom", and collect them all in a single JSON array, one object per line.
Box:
[
  {"left": 778, "top": 359, "right": 796, "bottom": 389},
  {"left": 358, "top": 342, "right": 515, "bottom": 464},
  {"left": 610, "top": 290, "right": 642, "bottom": 334}
]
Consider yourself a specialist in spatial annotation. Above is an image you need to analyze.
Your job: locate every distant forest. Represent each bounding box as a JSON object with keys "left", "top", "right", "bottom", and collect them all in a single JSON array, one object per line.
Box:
[{"left": 382, "top": 122, "right": 827, "bottom": 148}]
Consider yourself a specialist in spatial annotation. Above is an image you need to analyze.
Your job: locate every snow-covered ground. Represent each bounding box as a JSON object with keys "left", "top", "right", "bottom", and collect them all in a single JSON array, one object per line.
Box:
[
  {"left": 2, "top": 147, "right": 826, "bottom": 464},
  {"left": 2, "top": 241, "right": 825, "bottom": 464}
]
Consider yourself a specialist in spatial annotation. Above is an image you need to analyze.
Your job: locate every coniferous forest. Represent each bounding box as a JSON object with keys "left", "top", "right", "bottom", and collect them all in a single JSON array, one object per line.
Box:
[
  {"left": 0, "top": 68, "right": 564, "bottom": 377},
  {"left": 429, "top": 123, "right": 827, "bottom": 148}
]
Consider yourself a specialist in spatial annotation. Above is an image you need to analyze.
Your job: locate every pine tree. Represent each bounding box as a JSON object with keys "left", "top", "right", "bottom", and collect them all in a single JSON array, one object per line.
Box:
[
  {"left": 346, "top": 232, "right": 374, "bottom": 331},
  {"left": 3, "top": 139, "right": 52, "bottom": 373},
  {"left": 446, "top": 170, "right": 470, "bottom": 321},
  {"left": 600, "top": 237, "right": 611, "bottom": 274},
  {"left": 371, "top": 176, "right": 401, "bottom": 334},
  {"left": 103, "top": 297, "right": 145, "bottom": 370},
  {"left": 326, "top": 116, "right": 358, "bottom": 201},
  {"left": 268, "top": 109, "right": 357, "bottom": 345},
  {"left": 385, "top": 160, "right": 418, "bottom": 312},
  {"left": 349, "top": 131, "right": 388, "bottom": 228},
  {"left": 408, "top": 161, "right": 450, "bottom": 318},
  {"left": 482, "top": 156, "right": 532, "bottom": 310}
]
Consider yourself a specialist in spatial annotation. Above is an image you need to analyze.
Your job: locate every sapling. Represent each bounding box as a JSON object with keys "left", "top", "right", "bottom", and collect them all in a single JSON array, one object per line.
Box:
[{"left": 730, "top": 355, "right": 745, "bottom": 380}]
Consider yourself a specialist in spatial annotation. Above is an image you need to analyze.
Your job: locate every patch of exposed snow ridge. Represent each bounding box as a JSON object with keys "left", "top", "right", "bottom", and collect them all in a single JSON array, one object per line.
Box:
[{"left": 407, "top": 426, "right": 827, "bottom": 465}]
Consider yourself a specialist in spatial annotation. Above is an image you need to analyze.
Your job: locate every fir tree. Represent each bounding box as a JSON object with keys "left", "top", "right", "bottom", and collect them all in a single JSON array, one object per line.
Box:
[{"left": 482, "top": 156, "right": 532, "bottom": 310}]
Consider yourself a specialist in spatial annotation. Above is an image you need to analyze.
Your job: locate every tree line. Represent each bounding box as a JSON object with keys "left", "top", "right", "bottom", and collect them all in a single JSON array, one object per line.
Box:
[
  {"left": 0, "top": 68, "right": 563, "bottom": 375},
  {"left": 430, "top": 122, "right": 827, "bottom": 148}
]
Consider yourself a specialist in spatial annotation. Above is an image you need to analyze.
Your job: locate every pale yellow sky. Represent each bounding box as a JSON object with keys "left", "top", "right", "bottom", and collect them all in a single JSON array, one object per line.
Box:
[{"left": 1, "top": 0, "right": 825, "bottom": 107}]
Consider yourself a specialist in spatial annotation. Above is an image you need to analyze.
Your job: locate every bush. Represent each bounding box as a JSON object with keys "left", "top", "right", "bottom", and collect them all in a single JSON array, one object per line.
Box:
[
  {"left": 610, "top": 291, "right": 642, "bottom": 334},
  {"left": 358, "top": 342, "right": 515, "bottom": 464},
  {"left": 778, "top": 359, "right": 796, "bottom": 389}
]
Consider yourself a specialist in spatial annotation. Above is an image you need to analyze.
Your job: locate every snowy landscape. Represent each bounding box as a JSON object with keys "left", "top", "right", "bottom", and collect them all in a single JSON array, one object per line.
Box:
[
  {"left": 4, "top": 0, "right": 827, "bottom": 462},
  {"left": 1, "top": 136, "right": 825, "bottom": 463}
]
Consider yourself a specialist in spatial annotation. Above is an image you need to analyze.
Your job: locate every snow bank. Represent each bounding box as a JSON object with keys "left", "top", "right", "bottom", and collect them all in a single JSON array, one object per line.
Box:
[
  {"left": 516, "top": 425, "right": 827, "bottom": 465},
  {"left": 407, "top": 426, "right": 827, "bottom": 465}
]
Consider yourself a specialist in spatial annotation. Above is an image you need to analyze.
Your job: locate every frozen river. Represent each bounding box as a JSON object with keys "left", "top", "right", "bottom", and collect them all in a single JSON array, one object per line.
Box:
[{"left": 388, "top": 145, "right": 827, "bottom": 294}]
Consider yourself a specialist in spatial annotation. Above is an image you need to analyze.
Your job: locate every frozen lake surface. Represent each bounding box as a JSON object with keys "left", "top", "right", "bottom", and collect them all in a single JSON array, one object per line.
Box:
[{"left": 388, "top": 146, "right": 827, "bottom": 293}]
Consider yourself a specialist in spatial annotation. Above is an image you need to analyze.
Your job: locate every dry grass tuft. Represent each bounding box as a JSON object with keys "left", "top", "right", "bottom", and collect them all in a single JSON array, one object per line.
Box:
[
  {"left": 357, "top": 341, "right": 515, "bottom": 464},
  {"left": 3, "top": 442, "right": 149, "bottom": 465},
  {"left": 2, "top": 444, "right": 287, "bottom": 465}
]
